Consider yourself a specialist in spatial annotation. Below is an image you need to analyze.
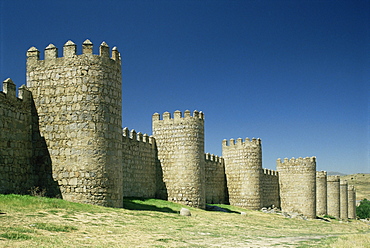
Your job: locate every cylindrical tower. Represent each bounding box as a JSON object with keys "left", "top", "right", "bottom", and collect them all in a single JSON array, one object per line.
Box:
[
  {"left": 26, "top": 40, "right": 123, "bottom": 207},
  {"left": 340, "top": 180, "right": 348, "bottom": 220},
  {"left": 222, "top": 137, "right": 262, "bottom": 210},
  {"left": 347, "top": 185, "right": 356, "bottom": 219},
  {"left": 327, "top": 175, "right": 340, "bottom": 219},
  {"left": 316, "top": 171, "right": 327, "bottom": 216},
  {"left": 152, "top": 110, "right": 205, "bottom": 209},
  {"left": 276, "top": 157, "right": 316, "bottom": 218}
]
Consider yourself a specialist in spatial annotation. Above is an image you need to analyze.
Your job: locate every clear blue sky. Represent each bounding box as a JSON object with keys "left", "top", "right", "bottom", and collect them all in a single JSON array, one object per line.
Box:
[{"left": 0, "top": 0, "right": 368, "bottom": 174}]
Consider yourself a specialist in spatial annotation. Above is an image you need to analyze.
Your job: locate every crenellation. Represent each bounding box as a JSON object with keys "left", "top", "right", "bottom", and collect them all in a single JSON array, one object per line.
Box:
[
  {"left": 63, "top": 40, "right": 77, "bottom": 57},
  {"left": 153, "top": 110, "right": 205, "bottom": 121},
  {"left": 82, "top": 39, "right": 93, "bottom": 54},
  {"left": 45, "top": 44, "right": 58, "bottom": 59},
  {"left": 26, "top": 46, "right": 40, "bottom": 60},
  {"left": 3, "top": 78, "right": 16, "bottom": 98},
  {"left": 99, "top": 41, "right": 110, "bottom": 57}
]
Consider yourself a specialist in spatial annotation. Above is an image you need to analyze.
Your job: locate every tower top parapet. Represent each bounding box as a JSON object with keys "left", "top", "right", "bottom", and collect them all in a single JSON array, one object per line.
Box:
[
  {"left": 222, "top": 137, "right": 261, "bottom": 147},
  {"left": 1, "top": 78, "right": 31, "bottom": 102},
  {"left": 152, "top": 110, "right": 204, "bottom": 121},
  {"left": 276, "top": 156, "right": 316, "bottom": 172},
  {"left": 26, "top": 39, "right": 121, "bottom": 63},
  {"left": 327, "top": 175, "right": 340, "bottom": 182}
]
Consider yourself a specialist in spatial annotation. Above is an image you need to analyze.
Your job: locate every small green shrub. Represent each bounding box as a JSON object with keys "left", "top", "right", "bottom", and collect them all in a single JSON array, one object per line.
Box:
[
  {"left": 323, "top": 215, "right": 336, "bottom": 219},
  {"left": 357, "top": 199, "right": 370, "bottom": 219}
]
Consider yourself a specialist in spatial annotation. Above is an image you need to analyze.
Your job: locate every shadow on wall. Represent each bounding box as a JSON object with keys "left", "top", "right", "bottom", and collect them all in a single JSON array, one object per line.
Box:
[{"left": 30, "top": 99, "right": 61, "bottom": 198}]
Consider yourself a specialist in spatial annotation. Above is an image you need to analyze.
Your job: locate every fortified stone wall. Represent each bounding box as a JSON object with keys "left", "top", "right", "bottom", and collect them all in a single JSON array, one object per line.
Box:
[
  {"left": 327, "top": 175, "right": 340, "bottom": 218},
  {"left": 261, "top": 169, "right": 280, "bottom": 208},
  {"left": 340, "top": 180, "right": 348, "bottom": 220},
  {"left": 316, "top": 171, "right": 327, "bottom": 216},
  {"left": 26, "top": 40, "right": 123, "bottom": 207},
  {"left": 0, "top": 39, "right": 358, "bottom": 217},
  {"left": 204, "top": 153, "right": 226, "bottom": 204},
  {"left": 347, "top": 185, "right": 356, "bottom": 219},
  {"left": 222, "top": 137, "right": 262, "bottom": 210},
  {"left": 152, "top": 110, "right": 206, "bottom": 209},
  {"left": 122, "top": 128, "right": 158, "bottom": 198},
  {"left": 0, "top": 79, "right": 36, "bottom": 194},
  {"left": 276, "top": 157, "right": 316, "bottom": 218}
]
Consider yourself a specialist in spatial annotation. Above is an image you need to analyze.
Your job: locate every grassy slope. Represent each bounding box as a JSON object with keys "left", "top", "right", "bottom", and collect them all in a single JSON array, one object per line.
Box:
[
  {"left": 341, "top": 173, "right": 370, "bottom": 201},
  {"left": 0, "top": 194, "right": 369, "bottom": 247}
]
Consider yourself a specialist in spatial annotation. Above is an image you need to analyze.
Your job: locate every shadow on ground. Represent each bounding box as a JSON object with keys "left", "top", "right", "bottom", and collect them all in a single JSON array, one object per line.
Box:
[
  {"left": 122, "top": 198, "right": 178, "bottom": 213},
  {"left": 206, "top": 205, "right": 240, "bottom": 214}
]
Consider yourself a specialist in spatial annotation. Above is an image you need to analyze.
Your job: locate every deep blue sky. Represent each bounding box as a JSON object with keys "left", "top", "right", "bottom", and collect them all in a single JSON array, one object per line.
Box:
[{"left": 0, "top": 0, "right": 368, "bottom": 174}]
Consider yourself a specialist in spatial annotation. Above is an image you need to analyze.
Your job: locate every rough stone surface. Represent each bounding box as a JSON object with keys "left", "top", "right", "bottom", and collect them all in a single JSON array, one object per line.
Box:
[
  {"left": 316, "top": 171, "right": 327, "bottom": 216},
  {"left": 276, "top": 157, "right": 316, "bottom": 219},
  {"left": 26, "top": 41, "right": 123, "bottom": 207},
  {"left": 205, "top": 153, "right": 226, "bottom": 204},
  {"left": 327, "top": 175, "right": 340, "bottom": 218},
  {"left": 180, "top": 207, "right": 191, "bottom": 216},
  {"left": 122, "top": 128, "right": 158, "bottom": 198},
  {"left": 222, "top": 138, "right": 262, "bottom": 210},
  {"left": 152, "top": 110, "right": 206, "bottom": 209},
  {"left": 340, "top": 180, "right": 348, "bottom": 220},
  {"left": 261, "top": 169, "right": 280, "bottom": 208},
  {"left": 347, "top": 185, "right": 356, "bottom": 219}
]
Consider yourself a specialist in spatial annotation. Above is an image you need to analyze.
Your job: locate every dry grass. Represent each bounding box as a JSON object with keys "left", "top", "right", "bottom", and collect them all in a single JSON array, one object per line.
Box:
[
  {"left": 0, "top": 195, "right": 369, "bottom": 247},
  {"left": 342, "top": 173, "right": 370, "bottom": 201}
]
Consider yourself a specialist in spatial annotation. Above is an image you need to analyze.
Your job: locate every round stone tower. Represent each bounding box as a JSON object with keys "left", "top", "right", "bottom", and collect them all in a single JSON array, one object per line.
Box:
[
  {"left": 152, "top": 110, "right": 205, "bottom": 209},
  {"left": 327, "top": 175, "right": 340, "bottom": 219},
  {"left": 316, "top": 171, "right": 327, "bottom": 216},
  {"left": 26, "top": 40, "right": 123, "bottom": 207},
  {"left": 222, "top": 137, "right": 262, "bottom": 210},
  {"left": 276, "top": 157, "right": 316, "bottom": 218},
  {"left": 340, "top": 180, "right": 348, "bottom": 220},
  {"left": 347, "top": 185, "right": 356, "bottom": 219}
]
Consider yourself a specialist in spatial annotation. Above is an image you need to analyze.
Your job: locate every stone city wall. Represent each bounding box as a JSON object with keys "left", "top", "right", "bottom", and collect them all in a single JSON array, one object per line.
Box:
[
  {"left": 26, "top": 40, "right": 123, "bottom": 207},
  {"left": 0, "top": 39, "right": 358, "bottom": 217},
  {"left": 277, "top": 157, "right": 316, "bottom": 218},
  {"left": 222, "top": 137, "right": 262, "bottom": 210},
  {"left": 122, "top": 128, "right": 158, "bottom": 198},
  {"left": 261, "top": 169, "right": 280, "bottom": 208},
  {"left": 0, "top": 79, "right": 36, "bottom": 194},
  {"left": 205, "top": 153, "right": 226, "bottom": 204},
  {"left": 152, "top": 110, "right": 206, "bottom": 209}
]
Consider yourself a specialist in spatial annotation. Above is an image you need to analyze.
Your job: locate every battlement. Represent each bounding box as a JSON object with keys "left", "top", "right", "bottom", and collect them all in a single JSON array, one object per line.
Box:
[
  {"left": 152, "top": 110, "right": 204, "bottom": 121},
  {"left": 277, "top": 156, "right": 316, "bottom": 165},
  {"left": 222, "top": 137, "right": 261, "bottom": 147},
  {"left": 122, "top": 127, "right": 155, "bottom": 145},
  {"left": 26, "top": 39, "right": 120, "bottom": 63},
  {"left": 263, "top": 168, "right": 278, "bottom": 176},
  {"left": 340, "top": 180, "right": 348, "bottom": 186},
  {"left": 204, "top": 153, "right": 223, "bottom": 163},
  {"left": 316, "top": 171, "right": 327, "bottom": 178},
  {"left": 327, "top": 175, "right": 340, "bottom": 182},
  {"left": 0, "top": 78, "right": 32, "bottom": 102},
  {"left": 348, "top": 185, "right": 355, "bottom": 191}
]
